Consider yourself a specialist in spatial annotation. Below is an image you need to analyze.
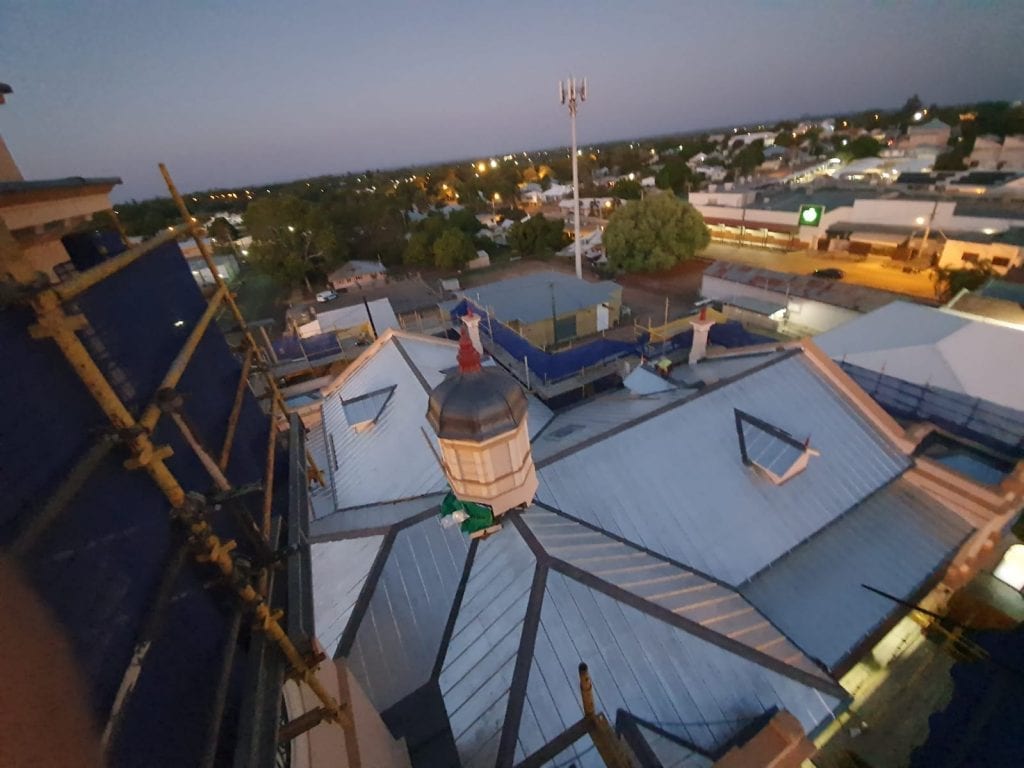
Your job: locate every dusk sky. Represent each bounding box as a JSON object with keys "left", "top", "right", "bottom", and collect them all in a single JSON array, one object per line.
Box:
[{"left": 3, "top": 0, "right": 1023, "bottom": 201}]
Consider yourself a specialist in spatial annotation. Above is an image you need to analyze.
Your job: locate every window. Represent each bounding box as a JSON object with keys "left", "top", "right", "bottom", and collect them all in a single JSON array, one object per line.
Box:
[
  {"left": 961, "top": 252, "right": 980, "bottom": 264},
  {"left": 734, "top": 409, "right": 815, "bottom": 485},
  {"left": 992, "top": 256, "right": 1010, "bottom": 267}
]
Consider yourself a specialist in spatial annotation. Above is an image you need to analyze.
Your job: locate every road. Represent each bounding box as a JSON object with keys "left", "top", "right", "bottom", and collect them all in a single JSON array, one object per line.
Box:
[{"left": 701, "top": 243, "right": 939, "bottom": 300}]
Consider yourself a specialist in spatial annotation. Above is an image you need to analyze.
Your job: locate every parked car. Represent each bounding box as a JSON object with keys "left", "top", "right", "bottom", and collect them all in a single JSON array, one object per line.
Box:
[
  {"left": 315, "top": 290, "right": 338, "bottom": 303},
  {"left": 812, "top": 268, "right": 844, "bottom": 280}
]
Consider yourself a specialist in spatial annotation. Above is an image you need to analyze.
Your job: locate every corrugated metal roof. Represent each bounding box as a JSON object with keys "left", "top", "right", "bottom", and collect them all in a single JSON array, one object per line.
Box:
[
  {"left": 311, "top": 535, "right": 384, "bottom": 656},
  {"left": 440, "top": 526, "right": 537, "bottom": 768},
  {"left": 741, "top": 478, "right": 972, "bottom": 670},
  {"left": 623, "top": 365, "right": 676, "bottom": 395},
  {"left": 521, "top": 508, "right": 829, "bottom": 682},
  {"left": 816, "top": 301, "right": 1024, "bottom": 412},
  {"left": 518, "top": 570, "right": 839, "bottom": 759},
  {"left": 458, "top": 270, "right": 620, "bottom": 325},
  {"left": 533, "top": 389, "right": 691, "bottom": 464},
  {"left": 343, "top": 515, "right": 470, "bottom": 711},
  {"left": 322, "top": 338, "right": 452, "bottom": 509},
  {"left": 313, "top": 298, "right": 399, "bottom": 336},
  {"left": 310, "top": 493, "right": 446, "bottom": 538},
  {"left": 537, "top": 353, "right": 910, "bottom": 585},
  {"left": 736, "top": 410, "right": 807, "bottom": 478},
  {"left": 321, "top": 332, "right": 552, "bottom": 511}
]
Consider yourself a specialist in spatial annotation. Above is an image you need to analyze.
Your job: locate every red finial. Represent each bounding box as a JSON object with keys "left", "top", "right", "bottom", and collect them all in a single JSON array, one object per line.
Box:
[
  {"left": 457, "top": 328, "right": 482, "bottom": 373},
  {"left": 699, "top": 305, "right": 707, "bottom": 321}
]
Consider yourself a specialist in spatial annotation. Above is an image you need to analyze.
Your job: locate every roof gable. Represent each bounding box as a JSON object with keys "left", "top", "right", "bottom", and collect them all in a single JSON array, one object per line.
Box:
[
  {"left": 735, "top": 409, "right": 813, "bottom": 483},
  {"left": 341, "top": 385, "right": 395, "bottom": 430}
]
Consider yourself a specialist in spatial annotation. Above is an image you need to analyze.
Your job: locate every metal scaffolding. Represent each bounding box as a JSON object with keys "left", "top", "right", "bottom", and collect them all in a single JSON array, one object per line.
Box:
[{"left": 0, "top": 166, "right": 349, "bottom": 761}]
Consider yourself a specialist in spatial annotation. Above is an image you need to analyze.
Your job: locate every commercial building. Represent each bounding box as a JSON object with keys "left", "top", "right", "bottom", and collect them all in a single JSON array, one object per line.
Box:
[
  {"left": 454, "top": 270, "right": 622, "bottom": 348},
  {"left": 938, "top": 228, "right": 1024, "bottom": 274}
]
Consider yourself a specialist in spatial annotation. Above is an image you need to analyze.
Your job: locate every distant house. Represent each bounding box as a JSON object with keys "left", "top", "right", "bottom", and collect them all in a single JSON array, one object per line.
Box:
[
  {"left": 904, "top": 118, "right": 951, "bottom": 149},
  {"left": 297, "top": 297, "right": 398, "bottom": 340},
  {"left": 327, "top": 259, "right": 387, "bottom": 291},
  {"left": 187, "top": 252, "right": 239, "bottom": 287},
  {"left": 455, "top": 270, "right": 622, "bottom": 347},
  {"left": 969, "top": 135, "right": 1004, "bottom": 170}
]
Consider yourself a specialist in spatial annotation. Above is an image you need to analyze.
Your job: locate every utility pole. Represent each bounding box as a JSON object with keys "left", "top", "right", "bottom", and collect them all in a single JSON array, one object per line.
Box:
[
  {"left": 560, "top": 76, "right": 587, "bottom": 280},
  {"left": 919, "top": 198, "right": 940, "bottom": 262}
]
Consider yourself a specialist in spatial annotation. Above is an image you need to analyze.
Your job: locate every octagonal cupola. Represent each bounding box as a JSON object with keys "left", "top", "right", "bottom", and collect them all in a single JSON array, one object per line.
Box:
[{"left": 426, "top": 326, "right": 537, "bottom": 519}]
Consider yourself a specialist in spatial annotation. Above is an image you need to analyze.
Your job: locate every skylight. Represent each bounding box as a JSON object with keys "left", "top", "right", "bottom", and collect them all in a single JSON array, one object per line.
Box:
[
  {"left": 341, "top": 385, "right": 396, "bottom": 431},
  {"left": 734, "top": 409, "right": 815, "bottom": 484}
]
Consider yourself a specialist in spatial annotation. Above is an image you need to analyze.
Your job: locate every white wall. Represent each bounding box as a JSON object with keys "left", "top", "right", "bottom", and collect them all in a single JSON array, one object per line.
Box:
[{"left": 939, "top": 239, "right": 1023, "bottom": 274}]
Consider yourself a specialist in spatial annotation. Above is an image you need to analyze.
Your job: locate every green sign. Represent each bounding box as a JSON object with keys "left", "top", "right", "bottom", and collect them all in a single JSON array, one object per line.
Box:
[{"left": 797, "top": 204, "right": 825, "bottom": 227}]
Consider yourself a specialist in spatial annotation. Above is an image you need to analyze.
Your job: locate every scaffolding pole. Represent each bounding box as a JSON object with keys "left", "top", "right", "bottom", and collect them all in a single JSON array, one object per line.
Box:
[
  {"left": 158, "top": 163, "right": 325, "bottom": 488},
  {"left": 220, "top": 344, "right": 255, "bottom": 471},
  {"left": 1, "top": 219, "right": 351, "bottom": 747}
]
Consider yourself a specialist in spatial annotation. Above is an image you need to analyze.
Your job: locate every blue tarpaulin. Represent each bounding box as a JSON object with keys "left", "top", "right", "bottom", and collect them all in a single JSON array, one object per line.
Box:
[{"left": 449, "top": 299, "right": 774, "bottom": 384}]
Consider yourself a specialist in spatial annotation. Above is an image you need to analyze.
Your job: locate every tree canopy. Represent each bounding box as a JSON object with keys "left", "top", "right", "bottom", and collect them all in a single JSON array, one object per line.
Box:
[
  {"left": 507, "top": 215, "right": 569, "bottom": 256},
  {"left": 847, "top": 135, "right": 882, "bottom": 159},
  {"left": 432, "top": 228, "right": 476, "bottom": 270},
  {"left": 654, "top": 157, "right": 695, "bottom": 194},
  {"left": 604, "top": 195, "right": 710, "bottom": 273},
  {"left": 610, "top": 178, "right": 642, "bottom": 200},
  {"left": 244, "top": 196, "right": 341, "bottom": 288},
  {"left": 933, "top": 263, "right": 993, "bottom": 301}
]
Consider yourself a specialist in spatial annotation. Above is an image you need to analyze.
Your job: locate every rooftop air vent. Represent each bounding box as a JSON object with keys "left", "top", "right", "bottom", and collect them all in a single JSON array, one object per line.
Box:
[
  {"left": 734, "top": 408, "right": 817, "bottom": 485},
  {"left": 341, "top": 385, "right": 395, "bottom": 432}
]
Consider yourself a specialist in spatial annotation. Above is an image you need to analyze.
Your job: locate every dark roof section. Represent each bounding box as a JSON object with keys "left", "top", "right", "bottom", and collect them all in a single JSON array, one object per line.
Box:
[
  {"left": 427, "top": 367, "right": 528, "bottom": 441},
  {"left": 0, "top": 82, "right": 11, "bottom": 95}
]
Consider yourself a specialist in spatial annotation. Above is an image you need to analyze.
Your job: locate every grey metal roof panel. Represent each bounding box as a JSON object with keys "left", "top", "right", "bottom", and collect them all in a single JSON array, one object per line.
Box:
[
  {"left": 322, "top": 338, "right": 451, "bottom": 508},
  {"left": 519, "top": 570, "right": 839, "bottom": 758},
  {"left": 310, "top": 493, "right": 447, "bottom": 538},
  {"left": 0, "top": 176, "right": 123, "bottom": 196},
  {"left": 741, "top": 478, "right": 973, "bottom": 670},
  {"left": 311, "top": 535, "right": 385, "bottom": 656},
  {"left": 458, "top": 270, "right": 621, "bottom": 325},
  {"left": 440, "top": 525, "right": 536, "bottom": 768},
  {"left": 532, "top": 388, "right": 692, "bottom": 464},
  {"left": 537, "top": 353, "right": 910, "bottom": 585},
  {"left": 521, "top": 508, "right": 828, "bottom": 682},
  {"left": 344, "top": 515, "right": 470, "bottom": 711}
]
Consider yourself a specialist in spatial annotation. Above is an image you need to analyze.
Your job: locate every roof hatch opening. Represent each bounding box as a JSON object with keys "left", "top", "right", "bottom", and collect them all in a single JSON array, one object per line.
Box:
[
  {"left": 341, "top": 385, "right": 396, "bottom": 432},
  {"left": 734, "top": 408, "right": 817, "bottom": 485}
]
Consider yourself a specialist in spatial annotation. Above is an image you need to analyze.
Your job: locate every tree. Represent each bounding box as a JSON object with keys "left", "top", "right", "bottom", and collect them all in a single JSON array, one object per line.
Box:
[
  {"left": 244, "top": 195, "right": 338, "bottom": 291},
  {"left": 611, "top": 178, "right": 642, "bottom": 200},
  {"left": 654, "top": 157, "right": 694, "bottom": 194},
  {"left": 932, "top": 262, "right": 993, "bottom": 301},
  {"left": 507, "top": 215, "right": 569, "bottom": 256},
  {"left": 402, "top": 232, "right": 434, "bottom": 267},
  {"left": 207, "top": 216, "right": 238, "bottom": 243},
  {"left": 432, "top": 228, "right": 476, "bottom": 270},
  {"left": 847, "top": 135, "right": 882, "bottom": 159},
  {"left": 604, "top": 195, "right": 710, "bottom": 273},
  {"left": 730, "top": 141, "right": 765, "bottom": 177}
]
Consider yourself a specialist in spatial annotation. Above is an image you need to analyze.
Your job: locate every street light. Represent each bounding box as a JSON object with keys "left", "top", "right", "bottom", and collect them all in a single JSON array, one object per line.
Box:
[{"left": 559, "top": 75, "right": 587, "bottom": 279}]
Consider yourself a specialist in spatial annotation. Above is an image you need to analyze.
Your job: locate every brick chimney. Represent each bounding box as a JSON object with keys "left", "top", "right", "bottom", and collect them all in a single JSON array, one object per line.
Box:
[
  {"left": 688, "top": 306, "right": 715, "bottom": 365},
  {"left": 712, "top": 710, "right": 816, "bottom": 768}
]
